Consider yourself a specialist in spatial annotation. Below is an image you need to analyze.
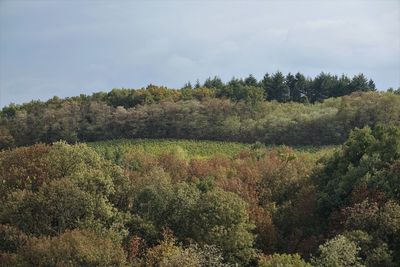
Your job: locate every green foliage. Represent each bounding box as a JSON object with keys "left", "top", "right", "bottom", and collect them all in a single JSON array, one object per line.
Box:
[
  {"left": 314, "top": 125, "right": 400, "bottom": 215},
  {"left": 0, "top": 144, "right": 52, "bottom": 197},
  {"left": 191, "top": 188, "right": 256, "bottom": 265},
  {"left": 90, "top": 138, "right": 249, "bottom": 160},
  {"left": 143, "top": 233, "right": 231, "bottom": 267},
  {"left": 0, "top": 126, "right": 14, "bottom": 149},
  {"left": 342, "top": 200, "right": 400, "bottom": 238},
  {"left": 144, "top": 235, "right": 202, "bottom": 267},
  {"left": 0, "top": 141, "right": 124, "bottom": 199},
  {"left": 0, "top": 142, "right": 128, "bottom": 238},
  {"left": 344, "top": 230, "right": 396, "bottom": 267},
  {"left": 1, "top": 179, "right": 115, "bottom": 236},
  {"left": 266, "top": 71, "right": 290, "bottom": 102},
  {"left": 311, "top": 235, "right": 364, "bottom": 267},
  {"left": 216, "top": 80, "right": 265, "bottom": 104},
  {"left": 0, "top": 224, "right": 28, "bottom": 253},
  {"left": 16, "top": 229, "right": 127, "bottom": 267},
  {"left": 130, "top": 179, "right": 256, "bottom": 265},
  {"left": 1, "top": 76, "right": 393, "bottom": 149},
  {"left": 259, "top": 253, "right": 311, "bottom": 267},
  {"left": 366, "top": 243, "right": 395, "bottom": 267},
  {"left": 0, "top": 113, "right": 398, "bottom": 266},
  {"left": 340, "top": 201, "right": 400, "bottom": 266}
]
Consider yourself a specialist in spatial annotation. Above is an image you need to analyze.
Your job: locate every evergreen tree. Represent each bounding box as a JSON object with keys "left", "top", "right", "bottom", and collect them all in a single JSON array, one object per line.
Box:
[
  {"left": 182, "top": 81, "right": 193, "bottom": 89},
  {"left": 350, "top": 73, "right": 370, "bottom": 92},
  {"left": 269, "top": 71, "right": 289, "bottom": 102},
  {"left": 195, "top": 79, "right": 201, "bottom": 89},
  {"left": 261, "top": 73, "right": 272, "bottom": 100},
  {"left": 203, "top": 76, "right": 224, "bottom": 89},
  {"left": 244, "top": 74, "right": 258, "bottom": 87},
  {"left": 285, "top": 73, "right": 296, "bottom": 101},
  {"left": 293, "top": 72, "right": 309, "bottom": 102},
  {"left": 336, "top": 74, "right": 351, "bottom": 96},
  {"left": 368, "top": 79, "right": 376, "bottom": 91}
]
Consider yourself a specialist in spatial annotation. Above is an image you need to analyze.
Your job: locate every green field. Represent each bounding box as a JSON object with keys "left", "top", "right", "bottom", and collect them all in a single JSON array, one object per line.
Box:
[{"left": 89, "top": 138, "right": 337, "bottom": 162}]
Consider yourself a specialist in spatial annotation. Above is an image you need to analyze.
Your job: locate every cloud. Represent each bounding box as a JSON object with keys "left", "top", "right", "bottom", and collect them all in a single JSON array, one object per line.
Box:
[{"left": 0, "top": 0, "right": 399, "bottom": 106}]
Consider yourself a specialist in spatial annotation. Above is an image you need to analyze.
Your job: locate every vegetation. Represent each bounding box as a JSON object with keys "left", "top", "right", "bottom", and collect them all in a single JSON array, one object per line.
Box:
[
  {"left": 89, "top": 139, "right": 250, "bottom": 160},
  {"left": 0, "top": 74, "right": 399, "bottom": 266},
  {"left": 1, "top": 123, "right": 399, "bottom": 266},
  {"left": 1, "top": 90, "right": 399, "bottom": 149},
  {"left": 89, "top": 138, "right": 335, "bottom": 162}
]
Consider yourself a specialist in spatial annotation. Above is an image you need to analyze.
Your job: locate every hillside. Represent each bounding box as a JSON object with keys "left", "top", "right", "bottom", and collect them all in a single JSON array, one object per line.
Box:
[
  {"left": 1, "top": 125, "right": 399, "bottom": 266},
  {"left": 1, "top": 91, "right": 399, "bottom": 149},
  {"left": 1, "top": 88, "right": 400, "bottom": 266}
]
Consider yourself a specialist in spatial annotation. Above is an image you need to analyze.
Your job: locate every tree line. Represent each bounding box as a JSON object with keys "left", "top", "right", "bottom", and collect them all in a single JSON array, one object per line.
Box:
[
  {"left": 3, "top": 72, "right": 380, "bottom": 113},
  {"left": 1, "top": 91, "right": 399, "bottom": 149},
  {"left": 193, "top": 71, "right": 377, "bottom": 103}
]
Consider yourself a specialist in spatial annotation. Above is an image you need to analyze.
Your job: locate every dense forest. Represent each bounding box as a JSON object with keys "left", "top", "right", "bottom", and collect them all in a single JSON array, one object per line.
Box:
[
  {"left": 1, "top": 73, "right": 400, "bottom": 266},
  {"left": 1, "top": 72, "right": 399, "bottom": 149}
]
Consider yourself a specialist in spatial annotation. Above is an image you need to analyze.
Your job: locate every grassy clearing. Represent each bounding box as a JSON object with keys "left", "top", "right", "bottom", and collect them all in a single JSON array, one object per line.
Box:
[
  {"left": 89, "top": 138, "right": 337, "bottom": 161},
  {"left": 89, "top": 138, "right": 248, "bottom": 159}
]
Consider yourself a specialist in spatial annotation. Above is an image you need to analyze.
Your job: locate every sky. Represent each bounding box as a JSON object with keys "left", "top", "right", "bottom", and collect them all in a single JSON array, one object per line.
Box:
[{"left": 0, "top": 0, "right": 399, "bottom": 107}]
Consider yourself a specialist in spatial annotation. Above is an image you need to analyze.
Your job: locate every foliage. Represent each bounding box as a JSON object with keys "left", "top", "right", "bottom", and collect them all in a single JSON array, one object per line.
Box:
[
  {"left": 314, "top": 125, "right": 400, "bottom": 215},
  {"left": 311, "top": 235, "right": 364, "bottom": 267},
  {"left": 131, "top": 180, "right": 256, "bottom": 265},
  {"left": 2, "top": 87, "right": 397, "bottom": 149},
  {"left": 344, "top": 230, "right": 396, "bottom": 267},
  {"left": 90, "top": 138, "right": 333, "bottom": 161},
  {"left": 0, "top": 224, "right": 28, "bottom": 253},
  {"left": 0, "top": 122, "right": 398, "bottom": 266},
  {"left": 259, "top": 253, "right": 312, "bottom": 267},
  {"left": 15, "top": 229, "right": 127, "bottom": 267},
  {"left": 144, "top": 234, "right": 202, "bottom": 267}
]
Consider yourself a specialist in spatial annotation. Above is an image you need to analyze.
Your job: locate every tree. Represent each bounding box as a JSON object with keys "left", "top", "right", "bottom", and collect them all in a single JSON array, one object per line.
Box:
[
  {"left": 144, "top": 232, "right": 230, "bottom": 267},
  {"left": 285, "top": 73, "right": 296, "bottom": 101},
  {"left": 310, "top": 72, "right": 338, "bottom": 102},
  {"left": 260, "top": 253, "right": 311, "bottom": 267},
  {"left": 293, "top": 72, "right": 310, "bottom": 102},
  {"left": 1, "top": 178, "right": 116, "bottom": 236},
  {"left": 344, "top": 230, "right": 396, "bottom": 267},
  {"left": 341, "top": 201, "right": 400, "bottom": 266},
  {"left": 15, "top": 229, "right": 127, "bottom": 266},
  {"left": 268, "top": 72, "right": 289, "bottom": 102},
  {"left": 0, "top": 142, "right": 127, "bottom": 236},
  {"left": 336, "top": 74, "right": 351, "bottom": 96},
  {"left": 349, "top": 74, "right": 370, "bottom": 92},
  {"left": 311, "top": 235, "right": 364, "bottom": 267},
  {"left": 313, "top": 125, "right": 400, "bottom": 215},
  {"left": 0, "top": 224, "right": 28, "bottom": 253},
  {"left": 182, "top": 81, "right": 193, "bottom": 89},
  {"left": 0, "top": 127, "right": 15, "bottom": 149},
  {"left": 203, "top": 76, "right": 225, "bottom": 89},
  {"left": 131, "top": 181, "right": 256, "bottom": 266},
  {"left": 244, "top": 74, "right": 258, "bottom": 87},
  {"left": 260, "top": 73, "right": 272, "bottom": 100},
  {"left": 367, "top": 79, "right": 376, "bottom": 91},
  {"left": 191, "top": 188, "right": 256, "bottom": 265},
  {"left": 144, "top": 233, "right": 202, "bottom": 267}
]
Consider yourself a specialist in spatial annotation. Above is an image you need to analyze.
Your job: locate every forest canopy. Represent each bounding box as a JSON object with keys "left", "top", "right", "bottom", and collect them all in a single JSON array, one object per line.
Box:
[
  {"left": 1, "top": 72, "right": 399, "bottom": 266},
  {"left": 1, "top": 125, "right": 399, "bottom": 266},
  {"left": 0, "top": 86, "right": 400, "bottom": 148}
]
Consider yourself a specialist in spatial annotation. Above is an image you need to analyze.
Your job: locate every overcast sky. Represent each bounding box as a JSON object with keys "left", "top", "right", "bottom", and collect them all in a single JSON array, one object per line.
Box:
[{"left": 0, "top": 0, "right": 399, "bottom": 107}]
